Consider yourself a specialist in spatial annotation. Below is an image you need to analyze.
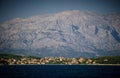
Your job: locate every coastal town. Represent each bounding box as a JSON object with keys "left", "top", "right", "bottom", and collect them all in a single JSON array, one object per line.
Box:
[
  {"left": 0, "top": 54, "right": 120, "bottom": 65},
  {"left": 0, "top": 56, "right": 96, "bottom": 65}
]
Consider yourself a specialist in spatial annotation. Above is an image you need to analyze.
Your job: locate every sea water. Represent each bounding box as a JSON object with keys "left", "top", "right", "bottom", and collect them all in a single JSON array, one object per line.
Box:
[{"left": 0, "top": 65, "right": 120, "bottom": 78}]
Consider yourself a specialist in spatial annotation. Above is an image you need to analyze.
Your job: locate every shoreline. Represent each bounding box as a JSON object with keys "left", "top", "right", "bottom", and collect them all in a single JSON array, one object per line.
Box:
[{"left": 1, "top": 64, "right": 120, "bottom": 66}]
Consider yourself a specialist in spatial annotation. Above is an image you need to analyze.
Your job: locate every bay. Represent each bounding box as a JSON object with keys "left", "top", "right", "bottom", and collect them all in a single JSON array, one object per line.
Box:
[{"left": 0, "top": 65, "right": 120, "bottom": 78}]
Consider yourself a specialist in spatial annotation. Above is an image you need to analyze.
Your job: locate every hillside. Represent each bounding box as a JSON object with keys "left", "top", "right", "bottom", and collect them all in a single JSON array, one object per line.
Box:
[{"left": 0, "top": 10, "right": 120, "bottom": 57}]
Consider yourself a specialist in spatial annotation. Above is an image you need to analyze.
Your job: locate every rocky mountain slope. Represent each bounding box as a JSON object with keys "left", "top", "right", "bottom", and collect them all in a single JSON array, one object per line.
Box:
[{"left": 0, "top": 10, "right": 120, "bottom": 57}]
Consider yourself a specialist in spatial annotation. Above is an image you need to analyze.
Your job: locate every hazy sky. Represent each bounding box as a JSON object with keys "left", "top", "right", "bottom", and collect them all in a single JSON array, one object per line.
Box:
[{"left": 0, "top": 0, "right": 120, "bottom": 23}]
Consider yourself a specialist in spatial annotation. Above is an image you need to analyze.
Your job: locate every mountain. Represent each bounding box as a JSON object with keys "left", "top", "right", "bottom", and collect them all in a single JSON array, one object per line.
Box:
[{"left": 0, "top": 10, "right": 120, "bottom": 57}]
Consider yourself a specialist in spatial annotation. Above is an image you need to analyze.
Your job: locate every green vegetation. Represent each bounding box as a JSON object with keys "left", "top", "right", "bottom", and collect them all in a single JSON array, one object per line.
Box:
[
  {"left": 91, "top": 56, "right": 120, "bottom": 64},
  {"left": 0, "top": 54, "right": 40, "bottom": 59},
  {"left": 25, "top": 56, "right": 41, "bottom": 59},
  {"left": 0, "top": 54, "right": 22, "bottom": 59}
]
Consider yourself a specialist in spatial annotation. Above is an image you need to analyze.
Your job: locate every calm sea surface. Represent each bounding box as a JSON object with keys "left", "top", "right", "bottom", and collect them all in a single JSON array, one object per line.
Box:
[{"left": 0, "top": 65, "right": 120, "bottom": 78}]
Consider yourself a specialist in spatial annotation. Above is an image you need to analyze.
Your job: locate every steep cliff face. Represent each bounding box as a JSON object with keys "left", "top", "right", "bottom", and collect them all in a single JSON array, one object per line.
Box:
[{"left": 0, "top": 10, "right": 120, "bottom": 57}]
